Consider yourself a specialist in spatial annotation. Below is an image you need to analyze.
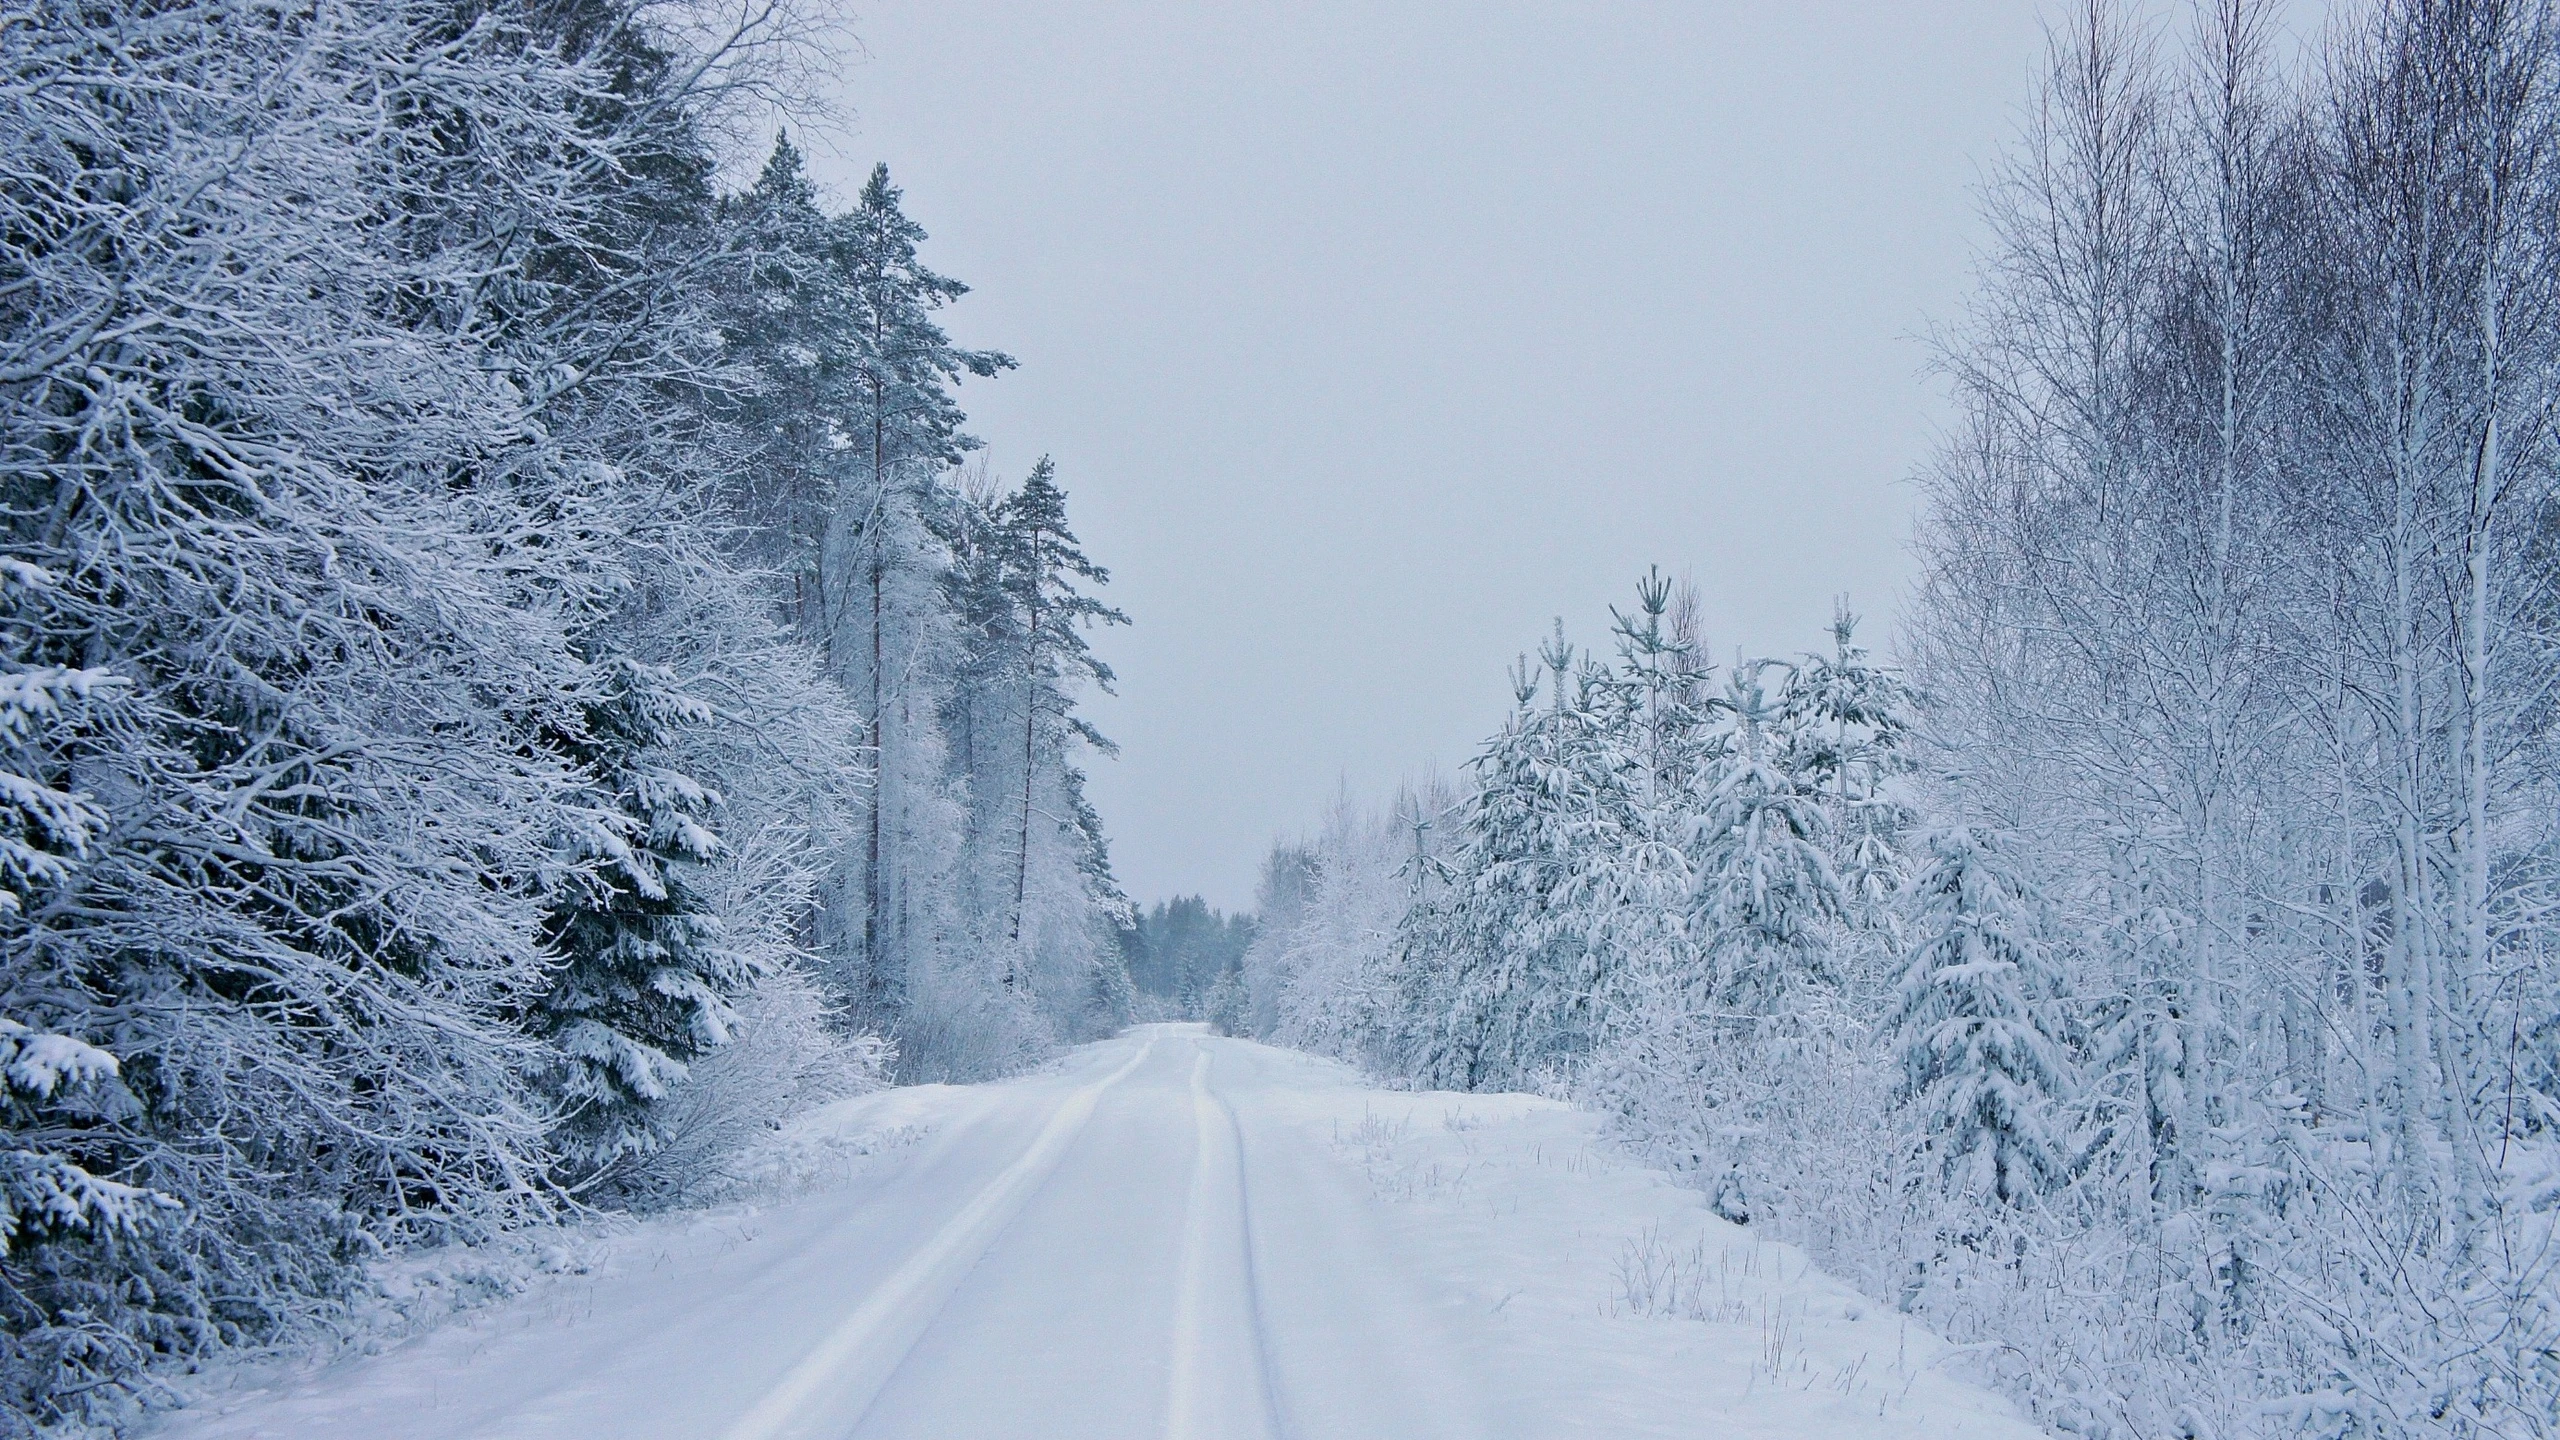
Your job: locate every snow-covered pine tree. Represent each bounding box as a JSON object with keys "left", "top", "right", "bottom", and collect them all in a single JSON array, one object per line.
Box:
[
  {"left": 990, "top": 459, "right": 1129, "bottom": 989},
  {"left": 1778, "top": 603, "right": 1917, "bottom": 916},
  {"left": 717, "top": 135, "right": 875, "bottom": 623},
  {"left": 1891, "top": 823, "right": 2074, "bottom": 1205},
  {"left": 941, "top": 461, "right": 1026, "bottom": 937},
  {"left": 1400, "top": 657, "right": 1546, "bottom": 1089},
  {"left": 1575, "top": 574, "right": 1710, "bottom": 1134},
  {"left": 1687, "top": 662, "right": 1844, "bottom": 1018},
  {"left": 1411, "top": 629, "right": 1637, "bottom": 1090},
  {"left": 830, "top": 165, "right": 1012, "bottom": 1023},
  {"left": 1605, "top": 568, "right": 1714, "bottom": 813}
]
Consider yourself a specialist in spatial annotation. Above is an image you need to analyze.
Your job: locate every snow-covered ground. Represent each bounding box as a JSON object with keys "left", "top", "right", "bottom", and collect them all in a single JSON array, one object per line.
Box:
[{"left": 149, "top": 1026, "right": 2043, "bottom": 1439}]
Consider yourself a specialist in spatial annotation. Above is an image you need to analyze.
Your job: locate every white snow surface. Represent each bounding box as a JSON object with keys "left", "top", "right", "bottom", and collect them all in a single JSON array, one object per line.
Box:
[{"left": 151, "top": 1026, "right": 2045, "bottom": 1439}]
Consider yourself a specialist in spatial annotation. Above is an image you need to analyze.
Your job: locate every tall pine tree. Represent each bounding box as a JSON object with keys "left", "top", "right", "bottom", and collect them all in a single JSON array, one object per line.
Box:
[
  {"left": 834, "top": 165, "right": 1012, "bottom": 1010},
  {"left": 991, "top": 459, "right": 1127, "bottom": 988}
]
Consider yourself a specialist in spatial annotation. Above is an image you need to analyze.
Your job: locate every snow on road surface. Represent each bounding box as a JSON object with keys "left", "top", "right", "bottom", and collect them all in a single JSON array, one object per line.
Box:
[{"left": 153, "top": 1027, "right": 2046, "bottom": 1439}]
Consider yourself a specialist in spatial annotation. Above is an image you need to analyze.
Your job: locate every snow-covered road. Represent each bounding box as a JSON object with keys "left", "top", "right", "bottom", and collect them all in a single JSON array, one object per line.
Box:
[{"left": 155, "top": 1027, "right": 2046, "bottom": 1439}]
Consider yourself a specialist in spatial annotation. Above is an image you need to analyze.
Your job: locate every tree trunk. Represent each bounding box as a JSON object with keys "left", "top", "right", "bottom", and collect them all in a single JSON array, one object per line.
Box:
[
  {"left": 1010, "top": 529, "right": 1041, "bottom": 983},
  {"left": 866, "top": 398, "right": 888, "bottom": 1006}
]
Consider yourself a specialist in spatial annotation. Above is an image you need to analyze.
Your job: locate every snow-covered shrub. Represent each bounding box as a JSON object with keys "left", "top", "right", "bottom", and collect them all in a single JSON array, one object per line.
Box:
[
  {"left": 889, "top": 974, "right": 1056, "bottom": 1085},
  {"left": 593, "top": 968, "right": 892, "bottom": 1209}
]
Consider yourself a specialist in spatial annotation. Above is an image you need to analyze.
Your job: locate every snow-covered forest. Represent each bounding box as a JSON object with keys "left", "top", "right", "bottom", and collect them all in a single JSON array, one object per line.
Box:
[
  {"left": 0, "top": 0, "right": 1136, "bottom": 1427},
  {"left": 1119, "top": 897, "right": 1254, "bottom": 1020},
  {"left": 1238, "top": 2, "right": 2560, "bottom": 1433},
  {"left": 11, "top": 0, "right": 2560, "bottom": 1436}
]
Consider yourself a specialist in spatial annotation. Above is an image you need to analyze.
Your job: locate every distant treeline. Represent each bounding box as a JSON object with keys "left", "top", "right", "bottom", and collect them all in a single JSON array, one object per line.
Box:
[{"left": 1119, "top": 898, "right": 1256, "bottom": 1017}]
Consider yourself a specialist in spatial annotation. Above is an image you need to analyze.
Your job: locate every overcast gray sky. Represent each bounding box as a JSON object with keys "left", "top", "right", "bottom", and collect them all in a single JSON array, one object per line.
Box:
[{"left": 808, "top": 2, "right": 2056, "bottom": 912}]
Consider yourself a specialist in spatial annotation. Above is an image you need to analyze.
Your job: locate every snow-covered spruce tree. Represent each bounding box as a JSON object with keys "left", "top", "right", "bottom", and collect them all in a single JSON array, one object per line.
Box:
[
  {"left": 586, "top": 553, "right": 884, "bottom": 1206},
  {"left": 1891, "top": 824, "right": 2074, "bottom": 1207},
  {"left": 487, "top": 16, "right": 856, "bottom": 1195},
  {"left": 536, "top": 658, "right": 746, "bottom": 1181},
  {"left": 0, "top": 1013, "right": 181, "bottom": 1422},
  {"left": 421, "top": 0, "right": 897, "bottom": 1201},
  {"left": 0, "top": 1022, "right": 170, "bottom": 1265},
  {"left": 500, "top": 119, "right": 901, "bottom": 1199},
  {"left": 0, "top": 572, "right": 180, "bottom": 1410},
  {"left": 0, "top": 565, "right": 117, "bottom": 930}
]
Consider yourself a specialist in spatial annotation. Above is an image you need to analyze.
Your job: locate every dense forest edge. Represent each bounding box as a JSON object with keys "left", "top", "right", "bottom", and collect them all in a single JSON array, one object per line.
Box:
[
  {"left": 1229, "top": 3, "right": 2560, "bottom": 1436},
  {"left": 0, "top": 0, "right": 1140, "bottom": 1428}
]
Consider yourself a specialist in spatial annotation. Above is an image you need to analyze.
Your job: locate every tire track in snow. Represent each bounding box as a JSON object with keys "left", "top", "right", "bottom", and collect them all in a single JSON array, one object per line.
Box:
[
  {"left": 1166, "top": 1043, "right": 1284, "bottom": 1440},
  {"left": 716, "top": 1034, "right": 1160, "bottom": 1440},
  {"left": 1218, "top": 1041, "right": 1509, "bottom": 1439}
]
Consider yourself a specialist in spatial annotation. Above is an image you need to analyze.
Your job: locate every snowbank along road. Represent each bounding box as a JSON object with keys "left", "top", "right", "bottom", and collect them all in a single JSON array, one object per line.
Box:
[{"left": 156, "top": 1026, "right": 2048, "bottom": 1439}]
